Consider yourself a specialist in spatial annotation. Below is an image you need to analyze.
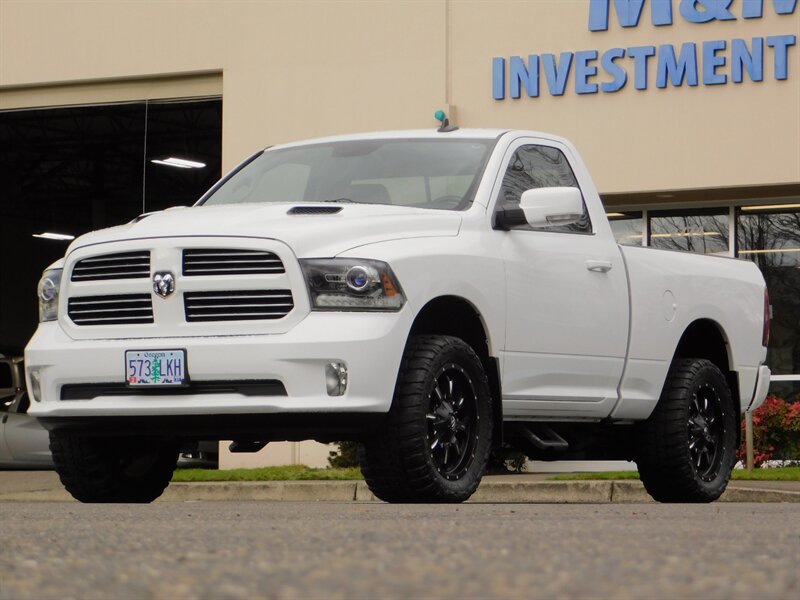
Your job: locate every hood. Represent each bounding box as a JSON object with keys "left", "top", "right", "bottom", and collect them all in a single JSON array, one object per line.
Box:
[{"left": 66, "top": 203, "right": 462, "bottom": 258}]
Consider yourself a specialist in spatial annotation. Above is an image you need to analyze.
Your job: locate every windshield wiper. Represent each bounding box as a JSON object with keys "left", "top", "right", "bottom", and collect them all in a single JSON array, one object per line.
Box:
[{"left": 320, "top": 198, "right": 359, "bottom": 204}]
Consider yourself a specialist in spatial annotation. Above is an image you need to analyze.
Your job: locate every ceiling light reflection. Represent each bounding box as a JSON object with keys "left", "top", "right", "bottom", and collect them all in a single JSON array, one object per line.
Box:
[{"left": 33, "top": 232, "right": 75, "bottom": 241}]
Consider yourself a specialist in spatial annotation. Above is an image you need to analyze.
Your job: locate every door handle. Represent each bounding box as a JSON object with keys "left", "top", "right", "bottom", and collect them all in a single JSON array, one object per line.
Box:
[{"left": 586, "top": 260, "right": 613, "bottom": 273}]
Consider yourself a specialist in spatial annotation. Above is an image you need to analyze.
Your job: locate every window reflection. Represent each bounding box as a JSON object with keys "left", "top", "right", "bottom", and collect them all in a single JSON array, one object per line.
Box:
[
  {"left": 649, "top": 211, "right": 729, "bottom": 255},
  {"left": 737, "top": 209, "right": 800, "bottom": 384},
  {"left": 608, "top": 212, "right": 643, "bottom": 246}
]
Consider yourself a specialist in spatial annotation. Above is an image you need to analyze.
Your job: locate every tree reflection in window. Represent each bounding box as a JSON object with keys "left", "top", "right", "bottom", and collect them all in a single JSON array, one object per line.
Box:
[
  {"left": 608, "top": 212, "right": 644, "bottom": 246},
  {"left": 649, "top": 212, "right": 729, "bottom": 254},
  {"left": 738, "top": 209, "right": 800, "bottom": 397},
  {"left": 499, "top": 145, "right": 592, "bottom": 234}
]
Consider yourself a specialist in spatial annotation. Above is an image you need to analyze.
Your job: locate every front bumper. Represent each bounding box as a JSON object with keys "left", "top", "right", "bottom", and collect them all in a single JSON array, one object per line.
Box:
[{"left": 25, "top": 309, "right": 411, "bottom": 433}]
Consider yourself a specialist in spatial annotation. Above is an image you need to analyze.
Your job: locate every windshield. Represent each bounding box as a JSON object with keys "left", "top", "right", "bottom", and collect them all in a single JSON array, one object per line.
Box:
[{"left": 200, "top": 138, "right": 496, "bottom": 211}]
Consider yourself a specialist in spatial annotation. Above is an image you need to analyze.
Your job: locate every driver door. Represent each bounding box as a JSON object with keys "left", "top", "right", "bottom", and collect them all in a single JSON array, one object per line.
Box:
[{"left": 494, "top": 140, "right": 629, "bottom": 418}]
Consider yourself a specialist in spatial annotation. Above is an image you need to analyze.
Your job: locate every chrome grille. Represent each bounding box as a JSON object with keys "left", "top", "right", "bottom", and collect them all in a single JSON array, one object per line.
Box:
[
  {"left": 68, "top": 294, "right": 154, "bottom": 326},
  {"left": 183, "top": 249, "right": 285, "bottom": 276},
  {"left": 184, "top": 290, "right": 293, "bottom": 322},
  {"left": 71, "top": 251, "right": 150, "bottom": 282}
]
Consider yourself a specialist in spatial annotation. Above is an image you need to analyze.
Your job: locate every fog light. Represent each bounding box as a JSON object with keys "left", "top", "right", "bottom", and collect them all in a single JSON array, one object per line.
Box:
[
  {"left": 27, "top": 367, "right": 43, "bottom": 402},
  {"left": 325, "top": 362, "right": 348, "bottom": 396}
]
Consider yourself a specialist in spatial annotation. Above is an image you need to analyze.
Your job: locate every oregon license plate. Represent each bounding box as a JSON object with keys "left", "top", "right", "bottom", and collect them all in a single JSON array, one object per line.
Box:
[{"left": 125, "top": 350, "right": 187, "bottom": 386}]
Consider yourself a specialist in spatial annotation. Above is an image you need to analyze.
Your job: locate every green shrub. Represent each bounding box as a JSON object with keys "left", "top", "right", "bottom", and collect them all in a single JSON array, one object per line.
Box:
[
  {"left": 737, "top": 396, "right": 800, "bottom": 466},
  {"left": 488, "top": 444, "right": 528, "bottom": 473},
  {"left": 328, "top": 441, "right": 360, "bottom": 468}
]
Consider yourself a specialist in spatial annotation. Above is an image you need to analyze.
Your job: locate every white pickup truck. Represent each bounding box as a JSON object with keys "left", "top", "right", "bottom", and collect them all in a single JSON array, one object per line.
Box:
[{"left": 25, "top": 128, "right": 771, "bottom": 504}]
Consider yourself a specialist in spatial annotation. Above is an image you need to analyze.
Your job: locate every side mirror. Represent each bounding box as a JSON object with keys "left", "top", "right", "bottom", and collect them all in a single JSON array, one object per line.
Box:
[{"left": 519, "top": 187, "right": 584, "bottom": 228}]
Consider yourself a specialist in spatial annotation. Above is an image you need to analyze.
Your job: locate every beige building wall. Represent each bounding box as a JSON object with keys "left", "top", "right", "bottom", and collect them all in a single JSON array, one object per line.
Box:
[
  {"left": 220, "top": 440, "right": 332, "bottom": 470},
  {"left": 2, "top": 1, "right": 798, "bottom": 193}
]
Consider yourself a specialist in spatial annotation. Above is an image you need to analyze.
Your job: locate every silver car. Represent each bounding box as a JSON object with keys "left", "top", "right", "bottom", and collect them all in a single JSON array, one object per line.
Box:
[{"left": 0, "top": 356, "right": 53, "bottom": 469}]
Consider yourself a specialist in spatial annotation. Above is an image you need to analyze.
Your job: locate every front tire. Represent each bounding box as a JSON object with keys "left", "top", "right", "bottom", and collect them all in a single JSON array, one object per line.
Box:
[
  {"left": 360, "top": 335, "right": 493, "bottom": 503},
  {"left": 634, "top": 358, "right": 737, "bottom": 503},
  {"left": 50, "top": 433, "right": 179, "bottom": 503}
]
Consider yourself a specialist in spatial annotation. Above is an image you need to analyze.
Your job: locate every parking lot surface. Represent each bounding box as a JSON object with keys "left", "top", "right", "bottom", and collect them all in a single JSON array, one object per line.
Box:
[{"left": 1, "top": 502, "right": 797, "bottom": 599}]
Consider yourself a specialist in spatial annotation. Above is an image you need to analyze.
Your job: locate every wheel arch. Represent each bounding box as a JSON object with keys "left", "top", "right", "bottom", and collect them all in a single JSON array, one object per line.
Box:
[
  {"left": 672, "top": 318, "right": 741, "bottom": 433},
  {"left": 408, "top": 295, "right": 503, "bottom": 446}
]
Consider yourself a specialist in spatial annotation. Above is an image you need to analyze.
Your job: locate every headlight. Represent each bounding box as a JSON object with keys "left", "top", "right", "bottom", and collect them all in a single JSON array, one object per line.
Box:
[
  {"left": 300, "top": 258, "right": 405, "bottom": 311},
  {"left": 37, "top": 268, "right": 62, "bottom": 322}
]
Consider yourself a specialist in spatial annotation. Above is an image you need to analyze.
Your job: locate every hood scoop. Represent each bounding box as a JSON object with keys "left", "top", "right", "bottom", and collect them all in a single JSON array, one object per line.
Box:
[{"left": 287, "top": 206, "right": 343, "bottom": 215}]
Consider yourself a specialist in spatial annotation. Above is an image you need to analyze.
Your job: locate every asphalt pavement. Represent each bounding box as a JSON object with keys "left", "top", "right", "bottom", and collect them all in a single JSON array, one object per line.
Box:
[{"left": 1, "top": 502, "right": 797, "bottom": 599}]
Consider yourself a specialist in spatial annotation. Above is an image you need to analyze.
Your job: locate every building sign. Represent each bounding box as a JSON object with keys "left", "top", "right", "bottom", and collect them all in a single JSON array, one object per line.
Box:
[{"left": 492, "top": 0, "right": 797, "bottom": 99}]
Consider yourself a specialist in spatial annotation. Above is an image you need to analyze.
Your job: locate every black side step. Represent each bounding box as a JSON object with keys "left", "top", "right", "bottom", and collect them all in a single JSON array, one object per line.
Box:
[
  {"left": 228, "top": 440, "right": 269, "bottom": 453},
  {"left": 510, "top": 423, "right": 570, "bottom": 453}
]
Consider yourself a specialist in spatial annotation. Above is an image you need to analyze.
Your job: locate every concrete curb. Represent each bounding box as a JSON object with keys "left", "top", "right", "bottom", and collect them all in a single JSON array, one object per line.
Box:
[{"left": 0, "top": 479, "right": 797, "bottom": 503}]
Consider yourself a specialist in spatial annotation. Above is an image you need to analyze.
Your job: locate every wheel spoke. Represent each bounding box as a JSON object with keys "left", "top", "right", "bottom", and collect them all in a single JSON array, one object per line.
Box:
[
  {"left": 433, "top": 384, "right": 444, "bottom": 402},
  {"left": 700, "top": 446, "right": 711, "bottom": 469}
]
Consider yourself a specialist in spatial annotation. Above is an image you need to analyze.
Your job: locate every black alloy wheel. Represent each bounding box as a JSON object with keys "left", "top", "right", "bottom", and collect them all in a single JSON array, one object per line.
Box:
[
  {"left": 635, "top": 358, "right": 737, "bottom": 503},
  {"left": 359, "top": 335, "right": 493, "bottom": 503},
  {"left": 687, "top": 382, "right": 724, "bottom": 482},
  {"left": 426, "top": 363, "right": 479, "bottom": 481}
]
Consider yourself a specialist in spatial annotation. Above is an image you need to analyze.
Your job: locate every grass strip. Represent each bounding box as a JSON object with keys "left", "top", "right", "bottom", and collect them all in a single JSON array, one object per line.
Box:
[
  {"left": 172, "top": 464, "right": 363, "bottom": 482},
  {"left": 731, "top": 466, "right": 800, "bottom": 481},
  {"left": 547, "top": 466, "right": 800, "bottom": 481},
  {"left": 548, "top": 471, "right": 639, "bottom": 481},
  {"left": 173, "top": 465, "right": 799, "bottom": 483}
]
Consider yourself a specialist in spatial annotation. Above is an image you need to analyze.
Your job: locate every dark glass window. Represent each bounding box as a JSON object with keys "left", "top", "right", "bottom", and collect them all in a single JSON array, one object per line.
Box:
[
  {"left": 0, "top": 98, "right": 222, "bottom": 356},
  {"left": 0, "top": 359, "right": 13, "bottom": 411},
  {"left": 608, "top": 211, "right": 644, "bottom": 246},
  {"left": 737, "top": 207, "right": 800, "bottom": 389},
  {"left": 649, "top": 209, "right": 729, "bottom": 254},
  {"left": 0, "top": 361, "right": 11, "bottom": 390},
  {"left": 497, "top": 145, "right": 592, "bottom": 234},
  {"left": 768, "top": 381, "right": 800, "bottom": 403}
]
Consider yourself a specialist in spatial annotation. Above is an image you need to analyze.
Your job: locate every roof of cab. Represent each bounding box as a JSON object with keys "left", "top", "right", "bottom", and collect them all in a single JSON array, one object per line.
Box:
[{"left": 267, "top": 128, "right": 514, "bottom": 151}]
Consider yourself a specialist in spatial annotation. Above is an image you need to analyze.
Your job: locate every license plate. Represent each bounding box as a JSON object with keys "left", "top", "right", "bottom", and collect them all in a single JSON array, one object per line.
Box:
[{"left": 125, "top": 350, "right": 187, "bottom": 386}]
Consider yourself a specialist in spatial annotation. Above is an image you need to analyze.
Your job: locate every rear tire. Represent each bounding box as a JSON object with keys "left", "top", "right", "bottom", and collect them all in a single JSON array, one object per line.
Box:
[
  {"left": 360, "top": 335, "right": 493, "bottom": 503},
  {"left": 634, "top": 358, "right": 737, "bottom": 503},
  {"left": 50, "top": 433, "right": 179, "bottom": 503}
]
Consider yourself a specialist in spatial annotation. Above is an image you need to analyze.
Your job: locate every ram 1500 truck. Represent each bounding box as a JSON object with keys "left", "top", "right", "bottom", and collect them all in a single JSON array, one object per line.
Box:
[{"left": 25, "top": 129, "right": 771, "bottom": 504}]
